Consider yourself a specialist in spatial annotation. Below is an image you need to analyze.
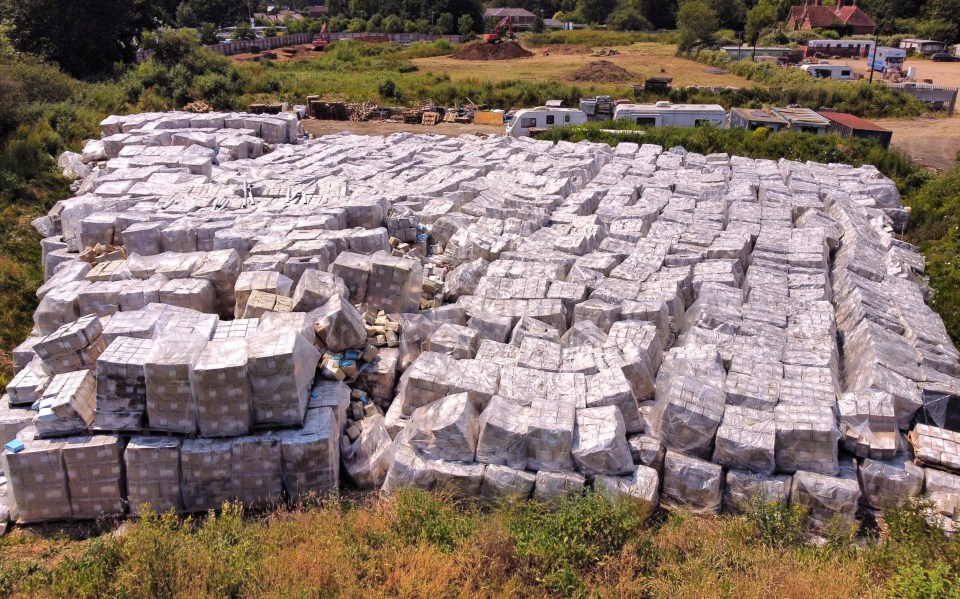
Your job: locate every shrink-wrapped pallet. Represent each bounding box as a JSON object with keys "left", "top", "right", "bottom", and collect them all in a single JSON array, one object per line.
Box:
[
  {"left": 125, "top": 436, "right": 182, "bottom": 515},
  {"left": 34, "top": 313, "right": 104, "bottom": 376},
  {"left": 341, "top": 414, "right": 393, "bottom": 489},
  {"left": 790, "top": 461, "right": 861, "bottom": 530},
  {"left": 366, "top": 253, "right": 424, "bottom": 313},
  {"left": 661, "top": 450, "right": 723, "bottom": 514},
  {"left": 837, "top": 389, "right": 898, "bottom": 460},
  {"left": 2, "top": 429, "right": 72, "bottom": 523},
  {"left": 723, "top": 470, "right": 792, "bottom": 513},
  {"left": 145, "top": 335, "right": 207, "bottom": 434},
  {"left": 96, "top": 335, "right": 153, "bottom": 431},
  {"left": 355, "top": 348, "right": 399, "bottom": 405},
  {"left": 476, "top": 396, "right": 529, "bottom": 469},
  {"left": 406, "top": 393, "right": 480, "bottom": 462},
  {"left": 774, "top": 402, "right": 839, "bottom": 476},
  {"left": 480, "top": 464, "right": 536, "bottom": 500},
  {"left": 247, "top": 328, "right": 320, "bottom": 427},
  {"left": 649, "top": 374, "right": 725, "bottom": 459},
  {"left": 313, "top": 294, "right": 366, "bottom": 351},
  {"left": 712, "top": 405, "right": 776, "bottom": 475},
  {"left": 192, "top": 340, "right": 252, "bottom": 437},
  {"left": 431, "top": 460, "right": 485, "bottom": 497},
  {"left": 191, "top": 249, "right": 242, "bottom": 317},
  {"left": 61, "top": 434, "right": 125, "bottom": 519},
  {"left": 232, "top": 433, "right": 283, "bottom": 508},
  {"left": 307, "top": 380, "right": 350, "bottom": 431},
  {"left": 181, "top": 438, "right": 233, "bottom": 512},
  {"left": 526, "top": 385, "right": 577, "bottom": 472},
  {"left": 382, "top": 437, "right": 435, "bottom": 495},
  {"left": 586, "top": 367, "right": 642, "bottom": 434},
  {"left": 857, "top": 451, "right": 923, "bottom": 511},
  {"left": 35, "top": 370, "right": 96, "bottom": 437},
  {"left": 533, "top": 470, "right": 585, "bottom": 502},
  {"left": 426, "top": 323, "right": 480, "bottom": 359},
  {"left": 627, "top": 434, "right": 665, "bottom": 472},
  {"left": 235, "top": 270, "right": 293, "bottom": 317},
  {"left": 280, "top": 407, "right": 340, "bottom": 499},
  {"left": 595, "top": 465, "right": 659, "bottom": 505},
  {"left": 330, "top": 252, "right": 371, "bottom": 303},
  {"left": 291, "top": 269, "right": 348, "bottom": 312},
  {"left": 572, "top": 406, "right": 633, "bottom": 477}
]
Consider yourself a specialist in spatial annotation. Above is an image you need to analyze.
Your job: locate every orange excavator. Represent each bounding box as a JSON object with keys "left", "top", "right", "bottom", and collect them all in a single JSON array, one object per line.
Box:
[
  {"left": 312, "top": 22, "right": 330, "bottom": 51},
  {"left": 483, "top": 16, "right": 513, "bottom": 44}
]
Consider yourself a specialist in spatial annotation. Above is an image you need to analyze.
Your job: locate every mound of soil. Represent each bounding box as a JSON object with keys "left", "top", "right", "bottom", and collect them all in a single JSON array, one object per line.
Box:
[
  {"left": 452, "top": 41, "right": 534, "bottom": 61},
  {"left": 569, "top": 60, "right": 635, "bottom": 83}
]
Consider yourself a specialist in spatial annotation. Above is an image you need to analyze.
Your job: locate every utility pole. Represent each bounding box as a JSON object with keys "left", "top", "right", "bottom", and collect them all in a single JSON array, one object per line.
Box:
[{"left": 868, "top": 30, "right": 878, "bottom": 84}]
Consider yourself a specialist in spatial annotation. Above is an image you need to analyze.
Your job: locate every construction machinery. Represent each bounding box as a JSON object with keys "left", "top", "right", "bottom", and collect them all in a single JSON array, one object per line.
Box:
[
  {"left": 483, "top": 16, "right": 513, "bottom": 44},
  {"left": 312, "top": 23, "right": 330, "bottom": 51}
]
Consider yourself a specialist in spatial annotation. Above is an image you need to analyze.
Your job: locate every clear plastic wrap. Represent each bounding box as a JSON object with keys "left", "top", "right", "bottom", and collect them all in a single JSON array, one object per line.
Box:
[
  {"left": 2, "top": 428, "right": 72, "bottom": 523},
  {"left": 340, "top": 414, "right": 393, "bottom": 489},
  {"left": 532, "top": 470, "right": 585, "bottom": 502},
  {"left": 406, "top": 393, "right": 479, "bottom": 463},
  {"left": 246, "top": 327, "right": 320, "bottom": 428},
  {"left": 595, "top": 465, "right": 659, "bottom": 505},
  {"left": 313, "top": 294, "right": 366, "bottom": 352},
  {"left": 480, "top": 464, "right": 536, "bottom": 500},
  {"left": 838, "top": 390, "right": 898, "bottom": 460},
  {"left": 144, "top": 334, "right": 207, "bottom": 434},
  {"left": 180, "top": 438, "right": 234, "bottom": 512},
  {"left": 649, "top": 374, "right": 725, "bottom": 460},
  {"left": 62, "top": 435, "right": 125, "bottom": 519},
  {"left": 572, "top": 406, "right": 634, "bottom": 477},
  {"left": 191, "top": 339, "right": 252, "bottom": 438},
  {"left": 125, "top": 436, "right": 182, "bottom": 515},
  {"left": 712, "top": 405, "right": 776, "bottom": 475},
  {"left": 790, "top": 461, "right": 861, "bottom": 530},
  {"left": 661, "top": 450, "right": 723, "bottom": 514},
  {"left": 723, "top": 470, "right": 792, "bottom": 513}
]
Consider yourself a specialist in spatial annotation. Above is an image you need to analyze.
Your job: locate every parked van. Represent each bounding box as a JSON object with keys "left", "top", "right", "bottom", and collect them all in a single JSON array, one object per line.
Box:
[
  {"left": 504, "top": 108, "right": 588, "bottom": 136},
  {"left": 612, "top": 101, "right": 726, "bottom": 128},
  {"left": 800, "top": 63, "right": 856, "bottom": 80},
  {"left": 868, "top": 46, "right": 907, "bottom": 72}
]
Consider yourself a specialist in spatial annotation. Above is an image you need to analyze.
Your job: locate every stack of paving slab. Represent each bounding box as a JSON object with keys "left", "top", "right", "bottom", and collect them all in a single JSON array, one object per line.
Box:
[{"left": 3, "top": 112, "right": 960, "bottom": 530}]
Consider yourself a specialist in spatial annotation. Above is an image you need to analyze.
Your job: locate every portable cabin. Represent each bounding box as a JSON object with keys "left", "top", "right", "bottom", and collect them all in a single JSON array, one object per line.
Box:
[
  {"left": 868, "top": 46, "right": 907, "bottom": 72},
  {"left": 727, "top": 108, "right": 788, "bottom": 132},
  {"left": 722, "top": 46, "right": 796, "bottom": 61},
  {"left": 505, "top": 107, "right": 587, "bottom": 137},
  {"left": 804, "top": 39, "right": 874, "bottom": 59},
  {"left": 800, "top": 63, "right": 857, "bottom": 80},
  {"left": 818, "top": 110, "right": 892, "bottom": 148},
  {"left": 612, "top": 102, "right": 726, "bottom": 128},
  {"left": 769, "top": 107, "right": 831, "bottom": 134},
  {"left": 900, "top": 39, "right": 947, "bottom": 56}
]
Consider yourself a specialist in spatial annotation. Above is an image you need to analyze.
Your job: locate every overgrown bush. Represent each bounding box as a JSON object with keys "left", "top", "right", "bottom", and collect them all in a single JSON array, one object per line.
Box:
[{"left": 743, "top": 498, "right": 808, "bottom": 548}]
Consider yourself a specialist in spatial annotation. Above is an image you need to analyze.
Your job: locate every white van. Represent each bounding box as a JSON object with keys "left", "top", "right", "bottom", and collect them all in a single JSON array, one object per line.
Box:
[
  {"left": 800, "top": 63, "right": 856, "bottom": 81},
  {"left": 612, "top": 101, "right": 726, "bottom": 128},
  {"left": 505, "top": 108, "right": 588, "bottom": 137}
]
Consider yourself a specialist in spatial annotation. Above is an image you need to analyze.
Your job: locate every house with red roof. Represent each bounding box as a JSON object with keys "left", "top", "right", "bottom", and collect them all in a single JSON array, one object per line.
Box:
[{"left": 787, "top": 0, "right": 875, "bottom": 36}]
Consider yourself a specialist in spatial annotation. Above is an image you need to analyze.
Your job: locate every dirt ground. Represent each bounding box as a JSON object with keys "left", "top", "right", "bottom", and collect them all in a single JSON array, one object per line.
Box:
[
  {"left": 231, "top": 43, "right": 320, "bottom": 63},
  {"left": 874, "top": 115, "right": 960, "bottom": 172},
  {"left": 414, "top": 42, "right": 752, "bottom": 89},
  {"left": 302, "top": 118, "right": 504, "bottom": 138}
]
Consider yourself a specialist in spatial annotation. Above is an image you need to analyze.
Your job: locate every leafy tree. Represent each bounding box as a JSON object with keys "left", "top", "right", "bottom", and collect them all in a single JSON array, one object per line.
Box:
[
  {"left": 384, "top": 14, "right": 405, "bottom": 32},
  {"left": 577, "top": 0, "right": 618, "bottom": 24},
  {"left": 677, "top": 0, "right": 719, "bottom": 49},
  {"left": 2, "top": 0, "right": 159, "bottom": 78},
  {"left": 533, "top": 11, "right": 547, "bottom": 32},
  {"left": 232, "top": 22, "right": 256, "bottom": 40},
  {"left": 623, "top": 0, "right": 676, "bottom": 29},
  {"left": 458, "top": 13, "right": 476, "bottom": 35},
  {"left": 608, "top": 7, "right": 653, "bottom": 30},
  {"left": 346, "top": 18, "right": 366, "bottom": 32},
  {"left": 925, "top": 0, "right": 960, "bottom": 26},
  {"left": 746, "top": 0, "right": 778, "bottom": 58},
  {"left": 710, "top": 0, "right": 747, "bottom": 31},
  {"left": 368, "top": 13, "right": 385, "bottom": 30},
  {"left": 264, "top": 25, "right": 278, "bottom": 37},
  {"left": 197, "top": 22, "right": 221, "bottom": 45},
  {"left": 176, "top": 0, "right": 247, "bottom": 28},
  {"left": 438, "top": 12, "right": 456, "bottom": 34}
]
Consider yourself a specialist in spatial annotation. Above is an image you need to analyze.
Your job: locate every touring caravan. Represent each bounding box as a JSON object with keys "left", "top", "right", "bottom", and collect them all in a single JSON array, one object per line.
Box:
[
  {"left": 612, "top": 102, "right": 726, "bottom": 128},
  {"left": 504, "top": 107, "right": 587, "bottom": 137},
  {"left": 800, "top": 63, "right": 856, "bottom": 81},
  {"left": 868, "top": 46, "right": 907, "bottom": 73}
]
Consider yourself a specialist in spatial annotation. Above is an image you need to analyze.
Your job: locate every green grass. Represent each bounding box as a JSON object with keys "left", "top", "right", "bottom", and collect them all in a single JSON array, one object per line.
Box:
[
  {"left": 521, "top": 29, "right": 678, "bottom": 48},
  {"left": 1, "top": 492, "right": 958, "bottom": 598}
]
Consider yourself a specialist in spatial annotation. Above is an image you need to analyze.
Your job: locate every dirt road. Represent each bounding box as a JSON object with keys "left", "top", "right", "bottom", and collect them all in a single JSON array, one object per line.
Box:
[{"left": 302, "top": 118, "right": 503, "bottom": 138}]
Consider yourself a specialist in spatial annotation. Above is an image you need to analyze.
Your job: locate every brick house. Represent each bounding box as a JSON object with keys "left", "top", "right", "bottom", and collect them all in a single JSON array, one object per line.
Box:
[{"left": 787, "top": 0, "right": 875, "bottom": 36}]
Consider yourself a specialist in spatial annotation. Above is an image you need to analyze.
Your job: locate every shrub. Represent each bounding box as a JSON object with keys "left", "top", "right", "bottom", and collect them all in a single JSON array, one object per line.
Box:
[
  {"left": 743, "top": 498, "right": 808, "bottom": 548},
  {"left": 389, "top": 489, "right": 476, "bottom": 551},
  {"left": 378, "top": 78, "right": 400, "bottom": 100},
  {"left": 890, "top": 562, "right": 960, "bottom": 599}
]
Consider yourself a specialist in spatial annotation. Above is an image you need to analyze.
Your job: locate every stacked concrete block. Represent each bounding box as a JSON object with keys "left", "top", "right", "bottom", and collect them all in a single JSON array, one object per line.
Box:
[
  {"left": 923, "top": 468, "right": 960, "bottom": 529},
  {"left": 231, "top": 433, "right": 283, "bottom": 508},
  {"left": 533, "top": 470, "right": 585, "bottom": 502},
  {"left": 595, "top": 465, "right": 660, "bottom": 504},
  {"left": 144, "top": 335, "right": 207, "bottom": 434},
  {"left": 837, "top": 390, "right": 898, "bottom": 460},
  {"left": 571, "top": 406, "right": 634, "bottom": 477},
  {"left": 527, "top": 386, "right": 578, "bottom": 472},
  {"left": 96, "top": 336, "right": 153, "bottom": 431},
  {"left": 313, "top": 294, "right": 366, "bottom": 351},
  {"left": 6, "top": 363, "right": 49, "bottom": 407},
  {"left": 340, "top": 413, "right": 392, "bottom": 489},
  {"left": 33, "top": 314, "right": 105, "bottom": 376},
  {"left": 712, "top": 405, "right": 776, "bottom": 475},
  {"left": 790, "top": 462, "right": 861, "bottom": 530},
  {"left": 192, "top": 340, "right": 252, "bottom": 437},
  {"left": 279, "top": 407, "right": 340, "bottom": 499},
  {"left": 723, "top": 470, "right": 793, "bottom": 513},
  {"left": 662, "top": 450, "right": 723, "bottom": 514},
  {"left": 35, "top": 370, "right": 97, "bottom": 437},
  {"left": 246, "top": 328, "right": 320, "bottom": 427},
  {"left": 909, "top": 424, "right": 960, "bottom": 472},
  {"left": 125, "top": 436, "right": 182, "bottom": 515},
  {"left": 774, "top": 402, "right": 839, "bottom": 476},
  {"left": 180, "top": 438, "right": 233, "bottom": 512},
  {"left": 0, "top": 401, "right": 34, "bottom": 447},
  {"left": 650, "top": 375, "right": 726, "bottom": 460},
  {"left": 427, "top": 323, "right": 481, "bottom": 359},
  {"left": 291, "top": 270, "right": 348, "bottom": 312},
  {"left": 61, "top": 435, "right": 125, "bottom": 519},
  {"left": 481, "top": 464, "right": 536, "bottom": 500},
  {"left": 407, "top": 393, "right": 479, "bottom": 462},
  {"left": 2, "top": 431, "right": 72, "bottom": 522},
  {"left": 857, "top": 451, "right": 924, "bottom": 511},
  {"left": 235, "top": 270, "right": 293, "bottom": 317},
  {"left": 477, "top": 396, "right": 530, "bottom": 469}
]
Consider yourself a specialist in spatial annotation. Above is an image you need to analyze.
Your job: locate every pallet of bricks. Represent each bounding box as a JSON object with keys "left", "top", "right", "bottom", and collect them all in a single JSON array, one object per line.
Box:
[{"left": 4, "top": 107, "right": 960, "bottom": 533}]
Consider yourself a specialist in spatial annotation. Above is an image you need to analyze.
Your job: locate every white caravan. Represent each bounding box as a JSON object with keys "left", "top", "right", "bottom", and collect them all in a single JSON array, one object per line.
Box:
[
  {"left": 612, "top": 101, "right": 726, "bottom": 128},
  {"left": 800, "top": 63, "right": 857, "bottom": 81},
  {"left": 505, "top": 107, "right": 588, "bottom": 137}
]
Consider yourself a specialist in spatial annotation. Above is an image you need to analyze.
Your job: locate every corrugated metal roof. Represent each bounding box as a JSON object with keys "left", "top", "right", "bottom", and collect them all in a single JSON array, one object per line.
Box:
[
  {"left": 818, "top": 111, "right": 890, "bottom": 132},
  {"left": 770, "top": 107, "right": 831, "bottom": 125},
  {"left": 731, "top": 107, "right": 787, "bottom": 124}
]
